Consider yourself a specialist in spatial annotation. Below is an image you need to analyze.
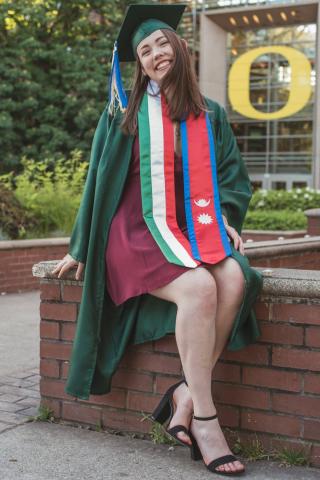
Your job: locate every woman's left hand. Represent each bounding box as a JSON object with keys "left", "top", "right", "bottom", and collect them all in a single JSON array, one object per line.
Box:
[{"left": 222, "top": 215, "right": 245, "bottom": 256}]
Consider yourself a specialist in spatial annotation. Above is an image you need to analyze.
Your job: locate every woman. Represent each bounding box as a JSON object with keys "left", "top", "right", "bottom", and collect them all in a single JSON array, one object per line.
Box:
[{"left": 53, "top": 4, "right": 262, "bottom": 477}]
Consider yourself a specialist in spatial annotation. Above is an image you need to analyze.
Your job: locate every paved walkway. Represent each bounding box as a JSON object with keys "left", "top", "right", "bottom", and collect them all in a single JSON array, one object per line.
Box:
[
  {"left": 0, "top": 291, "right": 319, "bottom": 479},
  {"left": 0, "top": 291, "right": 40, "bottom": 433}
]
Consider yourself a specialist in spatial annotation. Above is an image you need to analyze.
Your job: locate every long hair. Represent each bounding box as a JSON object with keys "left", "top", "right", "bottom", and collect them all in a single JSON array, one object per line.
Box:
[{"left": 121, "top": 29, "right": 207, "bottom": 136}]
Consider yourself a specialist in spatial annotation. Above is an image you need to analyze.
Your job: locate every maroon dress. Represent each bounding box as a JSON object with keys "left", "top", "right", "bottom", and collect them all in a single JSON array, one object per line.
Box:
[{"left": 105, "top": 135, "right": 193, "bottom": 306}]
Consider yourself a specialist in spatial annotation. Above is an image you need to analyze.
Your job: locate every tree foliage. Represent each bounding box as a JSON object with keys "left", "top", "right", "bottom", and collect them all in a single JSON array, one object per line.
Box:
[{"left": 0, "top": 0, "right": 136, "bottom": 172}]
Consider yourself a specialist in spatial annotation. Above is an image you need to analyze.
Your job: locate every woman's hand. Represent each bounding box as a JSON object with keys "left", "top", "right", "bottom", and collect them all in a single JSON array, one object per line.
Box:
[
  {"left": 51, "top": 253, "right": 85, "bottom": 280},
  {"left": 222, "top": 215, "right": 245, "bottom": 256}
]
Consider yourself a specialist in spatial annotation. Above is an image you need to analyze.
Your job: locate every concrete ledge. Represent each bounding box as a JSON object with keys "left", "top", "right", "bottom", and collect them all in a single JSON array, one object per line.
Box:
[
  {"left": 0, "top": 237, "right": 69, "bottom": 250},
  {"left": 245, "top": 236, "right": 320, "bottom": 259},
  {"left": 33, "top": 260, "right": 320, "bottom": 299}
]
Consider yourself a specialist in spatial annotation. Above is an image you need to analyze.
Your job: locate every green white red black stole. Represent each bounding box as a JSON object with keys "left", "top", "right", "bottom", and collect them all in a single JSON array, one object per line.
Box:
[{"left": 137, "top": 81, "right": 232, "bottom": 268}]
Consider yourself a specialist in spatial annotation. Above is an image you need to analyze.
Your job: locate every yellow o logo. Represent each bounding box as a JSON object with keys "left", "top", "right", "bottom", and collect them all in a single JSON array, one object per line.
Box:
[{"left": 228, "top": 46, "right": 311, "bottom": 120}]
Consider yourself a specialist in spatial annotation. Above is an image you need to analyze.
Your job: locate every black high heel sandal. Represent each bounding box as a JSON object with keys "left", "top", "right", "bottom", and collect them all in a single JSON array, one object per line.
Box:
[
  {"left": 150, "top": 378, "right": 194, "bottom": 450},
  {"left": 190, "top": 414, "right": 246, "bottom": 476}
]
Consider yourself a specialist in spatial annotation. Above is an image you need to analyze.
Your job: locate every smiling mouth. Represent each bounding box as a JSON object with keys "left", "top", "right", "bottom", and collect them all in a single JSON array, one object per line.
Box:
[{"left": 155, "top": 60, "right": 171, "bottom": 71}]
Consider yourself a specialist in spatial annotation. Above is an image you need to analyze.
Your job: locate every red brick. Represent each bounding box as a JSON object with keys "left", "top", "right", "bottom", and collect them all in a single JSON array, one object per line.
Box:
[
  {"left": 272, "top": 347, "right": 320, "bottom": 371},
  {"left": 273, "top": 303, "right": 320, "bottom": 325},
  {"left": 62, "top": 401, "right": 101, "bottom": 426},
  {"left": 304, "top": 373, "right": 320, "bottom": 394},
  {"left": 61, "top": 323, "right": 76, "bottom": 341},
  {"left": 311, "top": 445, "right": 320, "bottom": 467},
  {"left": 214, "top": 362, "right": 241, "bottom": 383},
  {"left": 40, "top": 340, "right": 72, "bottom": 361},
  {"left": 128, "top": 341, "right": 153, "bottom": 353},
  {"left": 61, "top": 361, "right": 69, "bottom": 379},
  {"left": 112, "top": 369, "right": 153, "bottom": 392},
  {"left": 213, "top": 384, "right": 270, "bottom": 410},
  {"left": 40, "top": 378, "right": 70, "bottom": 400},
  {"left": 40, "top": 302, "right": 77, "bottom": 322},
  {"left": 127, "top": 391, "right": 162, "bottom": 413},
  {"left": 62, "top": 285, "right": 83, "bottom": 302},
  {"left": 40, "top": 320, "right": 59, "bottom": 339},
  {"left": 272, "top": 392, "right": 320, "bottom": 418},
  {"left": 154, "top": 375, "right": 181, "bottom": 394},
  {"left": 154, "top": 335, "right": 177, "bottom": 354},
  {"left": 221, "top": 344, "right": 269, "bottom": 365},
  {"left": 102, "top": 409, "right": 151, "bottom": 433},
  {"left": 120, "top": 351, "right": 182, "bottom": 375},
  {"left": 305, "top": 327, "right": 320, "bottom": 348},
  {"left": 253, "top": 302, "right": 270, "bottom": 321},
  {"left": 40, "top": 284, "right": 61, "bottom": 301},
  {"left": 40, "top": 359, "right": 60, "bottom": 378},
  {"left": 215, "top": 404, "right": 239, "bottom": 428},
  {"left": 241, "top": 411, "right": 301, "bottom": 437},
  {"left": 304, "top": 419, "right": 320, "bottom": 441},
  {"left": 86, "top": 389, "right": 127, "bottom": 408},
  {"left": 242, "top": 366, "right": 302, "bottom": 392},
  {"left": 259, "top": 323, "right": 303, "bottom": 346}
]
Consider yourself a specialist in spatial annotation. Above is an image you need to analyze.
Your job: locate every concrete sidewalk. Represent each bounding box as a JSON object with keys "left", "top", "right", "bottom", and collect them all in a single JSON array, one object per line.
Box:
[{"left": 0, "top": 291, "right": 319, "bottom": 479}]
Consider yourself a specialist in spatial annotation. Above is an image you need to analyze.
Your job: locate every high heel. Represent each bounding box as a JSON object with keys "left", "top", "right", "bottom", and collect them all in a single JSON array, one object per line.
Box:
[
  {"left": 190, "top": 414, "right": 246, "bottom": 476},
  {"left": 150, "top": 378, "right": 194, "bottom": 450}
]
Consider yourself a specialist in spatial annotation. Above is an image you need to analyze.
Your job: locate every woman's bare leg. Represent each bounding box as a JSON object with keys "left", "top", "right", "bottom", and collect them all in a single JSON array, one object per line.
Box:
[
  {"left": 149, "top": 261, "right": 245, "bottom": 473},
  {"left": 189, "top": 257, "right": 245, "bottom": 473},
  {"left": 205, "top": 257, "right": 245, "bottom": 365}
]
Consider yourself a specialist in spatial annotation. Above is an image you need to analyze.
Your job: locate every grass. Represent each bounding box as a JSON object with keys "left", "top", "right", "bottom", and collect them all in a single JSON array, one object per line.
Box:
[
  {"left": 232, "top": 433, "right": 311, "bottom": 467},
  {"left": 26, "top": 404, "right": 55, "bottom": 423},
  {"left": 274, "top": 446, "right": 311, "bottom": 467}
]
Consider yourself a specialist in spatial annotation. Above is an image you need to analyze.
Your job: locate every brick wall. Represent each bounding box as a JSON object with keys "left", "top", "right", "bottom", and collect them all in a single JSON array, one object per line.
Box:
[
  {"left": 34, "top": 263, "right": 320, "bottom": 467},
  {"left": 246, "top": 237, "right": 320, "bottom": 271},
  {"left": 2, "top": 235, "right": 320, "bottom": 293},
  {"left": 0, "top": 239, "right": 68, "bottom": 293}
]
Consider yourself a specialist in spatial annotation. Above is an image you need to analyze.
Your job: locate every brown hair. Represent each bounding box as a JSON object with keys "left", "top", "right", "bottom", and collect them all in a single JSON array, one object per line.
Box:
[{"left": 121, "top": 29, "right": 207, "bottom": 135}]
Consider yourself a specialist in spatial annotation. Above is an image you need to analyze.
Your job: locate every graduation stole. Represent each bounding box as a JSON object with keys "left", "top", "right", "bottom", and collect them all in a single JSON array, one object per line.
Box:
[{"left": 137, "top": 85, "right": 231, "bottom": 268}]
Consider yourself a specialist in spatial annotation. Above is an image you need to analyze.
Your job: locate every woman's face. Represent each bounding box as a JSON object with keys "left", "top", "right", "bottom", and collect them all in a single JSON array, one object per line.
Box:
[{"left": 136, "top": 29, "right": 174, "bottom": 83}]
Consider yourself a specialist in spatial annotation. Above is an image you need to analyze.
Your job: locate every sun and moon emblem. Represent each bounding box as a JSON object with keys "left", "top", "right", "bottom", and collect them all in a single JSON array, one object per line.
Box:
[
  {"left": 194, "top": 198, "right": 213, "bottom": 225},
  {"left": 194, "top": 198, "right": 211, "bottom": 207}
]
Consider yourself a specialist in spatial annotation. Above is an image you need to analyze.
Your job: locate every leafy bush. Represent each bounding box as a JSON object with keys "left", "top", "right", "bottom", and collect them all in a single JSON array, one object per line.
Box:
[
  {"left": 0, "top": 150, "right": 88, "bottom": 237},
  {"left": 243, "top": 210, "right": 307, "bottom": 231},
  {"left": 249, "top": 187, "right": 320, "bottom": 212},
  {"left": 0, "top": 183, "right": 39, "bottom": 239},
  {"left": 244, "top": 187, "right": 319, "bottom": 230}
]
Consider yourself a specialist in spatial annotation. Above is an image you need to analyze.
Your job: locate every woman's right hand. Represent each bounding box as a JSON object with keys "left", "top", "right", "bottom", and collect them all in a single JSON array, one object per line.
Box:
[{"left": 51, "top": 253, "right": 85, "bottom": 280}]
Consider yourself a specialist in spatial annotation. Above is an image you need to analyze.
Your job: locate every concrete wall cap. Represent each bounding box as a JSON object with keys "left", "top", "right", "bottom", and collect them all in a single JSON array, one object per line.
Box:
[
  {"left": 304, "top": 208, "right": 320, "bottom": 217},
  {"left": 0, "top": 237, "right": 69, "bottom": 250},
  {"left": 33, "top": 261, "right": 320, "bottom": 299}
]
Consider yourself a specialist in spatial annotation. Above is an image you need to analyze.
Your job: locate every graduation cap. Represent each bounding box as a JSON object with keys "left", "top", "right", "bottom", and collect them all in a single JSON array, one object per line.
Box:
[{"left": 108, "top": 3, "right": 186, "bottom": 113}]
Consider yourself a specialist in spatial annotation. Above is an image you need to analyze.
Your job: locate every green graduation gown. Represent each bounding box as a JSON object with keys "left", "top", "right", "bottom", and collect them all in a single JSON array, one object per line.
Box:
[{"left": 64, "top": 96, "right": 263, "bottom": 400}]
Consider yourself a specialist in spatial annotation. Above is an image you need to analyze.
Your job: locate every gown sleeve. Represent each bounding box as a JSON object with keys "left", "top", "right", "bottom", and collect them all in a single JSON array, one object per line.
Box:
[
  {"left": 68, "top": 105, "right": 113, "bottom": 263},
  {"left": 214, "top": 104, "right": 252, "bottom": 235}
]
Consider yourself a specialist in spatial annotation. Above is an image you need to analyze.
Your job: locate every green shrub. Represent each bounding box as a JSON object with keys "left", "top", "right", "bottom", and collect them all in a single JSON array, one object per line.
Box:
[
  {"left": 243, "top": 210, "right": 307, "bottom": 231},
  {"left": 0, "top": 150, "right": 88, "bottom": 237},
  {"left": 249, "top": 187, "right": 320, "bottom": 212},
  {"left": 0, "top": 183, "right": 39, "bottom": 239}
]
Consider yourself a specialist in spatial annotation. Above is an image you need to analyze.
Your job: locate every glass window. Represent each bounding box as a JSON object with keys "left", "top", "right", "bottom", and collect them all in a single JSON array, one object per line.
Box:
[{"left": 227, "top": 24, "right": 315, "bottom": 182}]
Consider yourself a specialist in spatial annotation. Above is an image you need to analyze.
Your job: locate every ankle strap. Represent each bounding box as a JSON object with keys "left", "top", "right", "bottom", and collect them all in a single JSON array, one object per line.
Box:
[{"left": 193, "top": 414, "right": 218, "bottom": 421}]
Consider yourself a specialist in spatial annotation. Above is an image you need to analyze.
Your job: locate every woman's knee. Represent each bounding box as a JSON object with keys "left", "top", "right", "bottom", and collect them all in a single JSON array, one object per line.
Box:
[
  {"left": 177, "top": 267, "right": 217, "bottom": 309},
  {"left": 209, "top": 258, "right": 245, "bottom": 299}
]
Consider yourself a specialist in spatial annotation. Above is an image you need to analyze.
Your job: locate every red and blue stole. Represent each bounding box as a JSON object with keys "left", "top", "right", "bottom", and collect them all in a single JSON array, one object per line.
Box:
[{"left": 137, "top": 84, "right": 231, "bottom": 268}]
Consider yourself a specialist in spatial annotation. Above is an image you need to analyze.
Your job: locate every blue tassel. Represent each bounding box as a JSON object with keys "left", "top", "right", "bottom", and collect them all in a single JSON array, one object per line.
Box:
[{"left": 108, "top": 41, "right": 128, "bottom": 114}]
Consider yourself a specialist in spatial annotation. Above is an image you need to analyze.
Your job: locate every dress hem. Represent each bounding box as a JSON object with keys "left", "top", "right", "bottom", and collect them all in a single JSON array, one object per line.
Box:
[{"left": 112, "top": 266, "right": 191, "bottom": 306}]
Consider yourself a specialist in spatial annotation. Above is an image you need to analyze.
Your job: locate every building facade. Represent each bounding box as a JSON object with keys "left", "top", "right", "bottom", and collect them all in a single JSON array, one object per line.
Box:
[{"left": 198, "top": 0, "right": 320, "bottom": 190}]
